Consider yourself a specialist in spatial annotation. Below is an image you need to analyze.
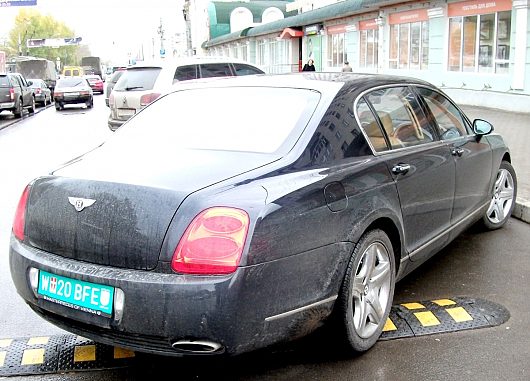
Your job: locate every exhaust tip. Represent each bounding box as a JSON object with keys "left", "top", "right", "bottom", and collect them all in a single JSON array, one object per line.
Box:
[{"left": 171, "top": 339, "right": 223, "bottom": 354}]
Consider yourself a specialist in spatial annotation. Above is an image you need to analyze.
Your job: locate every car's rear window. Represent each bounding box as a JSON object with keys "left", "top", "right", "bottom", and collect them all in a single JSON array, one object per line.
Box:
[
  {"left": 113, "top": 68, "right": 162, "bottom": 91},
  {"left": 111, "top": 87, "right": 320, "bottom": 154},
  {"left": 57, "top": 78, "right": 87, "bottom": 87},
  {"left": 0, "top": 76, "right": 10, "bottom": 87}
]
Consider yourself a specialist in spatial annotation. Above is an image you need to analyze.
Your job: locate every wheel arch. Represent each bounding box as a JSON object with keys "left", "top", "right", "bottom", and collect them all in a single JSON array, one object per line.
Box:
[{"left": 363, "top": 217, "right": 403, "bottom": 275}]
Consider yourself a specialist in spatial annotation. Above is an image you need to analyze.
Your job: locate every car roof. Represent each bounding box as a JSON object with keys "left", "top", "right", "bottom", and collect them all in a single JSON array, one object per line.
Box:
[
  {"left": 170, "top": 72, "right": 435, "bottom": 93},
  {"left": 125, "top": 56, "right": 262, "bottom": 70}
]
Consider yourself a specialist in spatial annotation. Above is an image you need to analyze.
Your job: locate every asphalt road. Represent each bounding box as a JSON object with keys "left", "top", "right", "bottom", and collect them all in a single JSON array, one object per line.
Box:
[{"left": 0, "top": 96, "right": 528, "bottom": 380}]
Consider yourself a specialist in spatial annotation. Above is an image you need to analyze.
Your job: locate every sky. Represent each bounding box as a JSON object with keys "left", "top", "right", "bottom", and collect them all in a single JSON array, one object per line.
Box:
[{"left": 0, "top": 0, "right": 186, "bottom": 64}]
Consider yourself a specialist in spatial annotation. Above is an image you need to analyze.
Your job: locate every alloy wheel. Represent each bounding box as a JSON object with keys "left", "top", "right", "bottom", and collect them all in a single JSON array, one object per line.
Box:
[
  {"left": 351, "top": 241, "right": 392, "bottom": 339},
  {"left": 486, "top": 168, "right": 515, "bottom": 224}
]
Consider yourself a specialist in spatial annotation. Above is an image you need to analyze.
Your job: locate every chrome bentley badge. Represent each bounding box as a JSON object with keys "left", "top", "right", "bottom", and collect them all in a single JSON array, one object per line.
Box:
[{"left": 68, "top": 197, "right": 96, "bottom": 212}]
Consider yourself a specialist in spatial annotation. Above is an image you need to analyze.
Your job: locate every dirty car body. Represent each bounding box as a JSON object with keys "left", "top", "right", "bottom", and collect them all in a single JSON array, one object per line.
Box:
[{"left": 10, "top": 73, "right": 516, "bottom": 357}]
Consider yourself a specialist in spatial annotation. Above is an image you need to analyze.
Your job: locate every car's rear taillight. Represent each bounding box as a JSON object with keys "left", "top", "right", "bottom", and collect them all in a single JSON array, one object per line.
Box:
[
  {"left": 80, "top": 91, "right": 89, "bottom": 95},
  {"left": 140, "top": 93, "right": 161, "bottom": 106},
  {"left": 171, "top": 207, "right": 250, "bottom": 275},
  {"left": 9, "top": 88, "right": 14, "bottom": 101},
  {"left": 13, "top": 185, "right": 31, "bottom": 241},
  {"left": 35, "top": 88, "right": 42, "bottom": 94}
]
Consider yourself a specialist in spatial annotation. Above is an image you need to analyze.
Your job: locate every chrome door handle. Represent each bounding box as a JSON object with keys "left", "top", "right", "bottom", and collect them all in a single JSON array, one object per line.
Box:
[
  {"left": 392, "top": 163, "right": 411, "bottom": 175},
  {"left": 451, "top": 147, "right": 464, "bottom": 157}
]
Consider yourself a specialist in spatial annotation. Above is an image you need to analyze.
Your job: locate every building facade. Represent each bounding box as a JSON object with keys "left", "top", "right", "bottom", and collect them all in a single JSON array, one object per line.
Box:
[{"left": 202, "top": 0, "right": 530, "bottom": 112}]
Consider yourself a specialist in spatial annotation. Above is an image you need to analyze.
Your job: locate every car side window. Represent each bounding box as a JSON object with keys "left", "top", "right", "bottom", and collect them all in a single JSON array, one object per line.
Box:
[
  {"left": 365, "top": 87, "right": 437, "bottom": 149},
  {"left": 174, "top": 65, "right": 198, "bottom": 82},
  {"left": 232, "top": 64, "right": 263, "bottom": 76},
  {"left": 416, "top": 87, "right": 471, "bottom": 139},
  {"left": 357, "top": 98, "right": 389, "bottom": 152},
  {"left": 11, "top": 75, "right": 22, "bottom": 88},
  {"left": 199, "top": 63, "right": 233, "bottom": 78}
]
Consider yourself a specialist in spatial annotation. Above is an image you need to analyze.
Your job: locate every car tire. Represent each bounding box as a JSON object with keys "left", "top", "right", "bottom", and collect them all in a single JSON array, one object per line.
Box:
[
  {"left": 481, "top": 161, "right": 517, "bottom": 230},
  {"left": 29, "top": 97, "right": 35, "bottom": 114},
  {"left": 335, "top": 229, "right": 395, "bottom": 353},
  {"left": 87, "top": 98, "right": 93, "bottom": 109},
  {"left": 55, "top": 103, "right": 61, "bottom": 111},
  {"left": 14, "top": 99, "right": 23, "bottom": 118}
]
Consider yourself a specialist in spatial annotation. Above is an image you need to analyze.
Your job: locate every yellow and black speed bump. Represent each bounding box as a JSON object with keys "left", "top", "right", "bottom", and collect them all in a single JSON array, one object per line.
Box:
[
  {"left": 0, "top": 297, "right": 509, "bottom": 376},
  {"left": 0, "top": 334, "right": 134, "bottom": 377},
  {"left": 380, "top": 296, "right": 509, "bottom": 340}
]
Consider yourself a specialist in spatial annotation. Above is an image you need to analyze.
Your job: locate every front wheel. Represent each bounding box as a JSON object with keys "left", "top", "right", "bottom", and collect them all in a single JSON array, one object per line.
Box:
[
  {"left": 335, "top": 229, "right": 395, "bottom": 353},
  {"left": 481, "top": 161, "right": 517, "bottom": 230}
]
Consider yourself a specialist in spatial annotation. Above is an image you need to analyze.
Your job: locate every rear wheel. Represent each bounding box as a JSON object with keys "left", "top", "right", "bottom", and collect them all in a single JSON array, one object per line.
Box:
[
  {"left": 481, "top": 161, "right": 517, "bottom": 230},
  {"left": 28, "top": 97, "right": 35, "bottom": 114},
  {"left": 14, "top": 99, "right": 23, "bottom": 118},
  {"left": 335, "top": 229, "right": 395, "bottom": 353}
]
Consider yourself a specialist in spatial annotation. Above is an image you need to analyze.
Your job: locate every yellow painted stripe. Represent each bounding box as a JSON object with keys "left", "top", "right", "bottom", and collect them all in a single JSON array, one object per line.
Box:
[
  {"left": 414, "top": 311, "right": 441, "bottom": 327},
  {"left": 401, "top": 302, "right": 425, "bottom": 310},
  {"left": 0, "top": 351, "right": 6, "bottom": 367},
  {"left": 446, "top": 306, "right": 473, "bottom": 322},
  {"left": 21, "top": 348, "right": 45, "bottom": 365},
  {"left": 383, "top": 318, "right": 397, "bottom": 332},
  {"left": 74, "top": 345, "right": 96, "bottom": 362},
  {"left": 433, "top": 299, "right": 457, "bottom": 306},
  {"left": 114, "top": 347, "right": 135, "bottom": 359},
  {"left": 27, "top": 336, "right": 49, "bottom": 345},
  {"left": 0, "top": 339, "right": 12, "bottom": 348}
]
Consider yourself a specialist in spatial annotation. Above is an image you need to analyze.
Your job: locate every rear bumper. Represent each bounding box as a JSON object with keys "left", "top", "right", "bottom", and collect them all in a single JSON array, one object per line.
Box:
[
  {"left": 9, "top": 236, "right": 344, "bottom": 356},
  {"left": 55, "top": 95, "right": 91, "bottom": 105},
  {"left": 107, "top": 117, "right": 126, "bottom": 131},
  {"left": 0, "top": 101, "right": 15, "bottom": 110}
]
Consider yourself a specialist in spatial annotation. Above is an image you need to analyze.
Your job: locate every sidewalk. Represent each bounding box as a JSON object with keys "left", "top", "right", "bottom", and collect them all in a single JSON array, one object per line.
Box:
[{"left": 461, "top": 105, "right": 530, "bottom": 224}]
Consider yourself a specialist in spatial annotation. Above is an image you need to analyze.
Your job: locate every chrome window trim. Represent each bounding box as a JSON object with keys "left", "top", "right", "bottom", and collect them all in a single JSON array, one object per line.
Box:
[{"left": 353, "top": 83, "right": 476, "bottom": 156}]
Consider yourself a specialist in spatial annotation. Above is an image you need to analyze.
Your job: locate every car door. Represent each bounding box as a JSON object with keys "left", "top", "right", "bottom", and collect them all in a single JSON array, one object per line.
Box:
[
  {"left": 415, "top": 87, "right": 493, "bottom": 225},
  {"left": 361, "top": 86, "right": 455, "bottom": 262}
]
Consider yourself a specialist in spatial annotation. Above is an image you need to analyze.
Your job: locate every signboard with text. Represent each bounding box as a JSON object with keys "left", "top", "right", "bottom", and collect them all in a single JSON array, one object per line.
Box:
[{"left": 0, "top": 0, "right": 37, "bottom": 7}]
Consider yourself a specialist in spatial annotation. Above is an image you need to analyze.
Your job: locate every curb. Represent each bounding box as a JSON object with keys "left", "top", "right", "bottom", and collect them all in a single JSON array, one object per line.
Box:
[{"left": 513, "top": 198, "right": 530, "bottom": 224}]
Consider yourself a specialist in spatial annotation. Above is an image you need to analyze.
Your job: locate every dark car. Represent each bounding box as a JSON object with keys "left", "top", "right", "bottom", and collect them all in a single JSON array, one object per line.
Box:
[
  {"left": 10, "top": 73, "right": 516, "bottom": 358},
  {"left": 28, "top": 78, "right": 53, "bottom": 106},
  {"left": 53, "top": 77, "right": 93, "bottom": 110},
  {"left": 104, "top": 69, "right": 124, "bottom": 107},
  {"left": 0, "top": 73, "right": 35, "bottom": 117}
]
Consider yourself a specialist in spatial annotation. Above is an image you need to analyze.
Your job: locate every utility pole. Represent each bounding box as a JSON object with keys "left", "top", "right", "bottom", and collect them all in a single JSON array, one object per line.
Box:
[
  {"left": 157, "top": 18, "right": 165, "bottom": 58},
  {"left": 182, "top": 0, "right": 193, "bottom": 56}
]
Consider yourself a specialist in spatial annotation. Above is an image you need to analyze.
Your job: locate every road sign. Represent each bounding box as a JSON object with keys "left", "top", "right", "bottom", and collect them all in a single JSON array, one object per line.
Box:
[
  {"left": 0, "top": 0, "right": 37, "bottom": 7},
  {"left": 26, "top": 37, "right": 83, "bottom": 48}
]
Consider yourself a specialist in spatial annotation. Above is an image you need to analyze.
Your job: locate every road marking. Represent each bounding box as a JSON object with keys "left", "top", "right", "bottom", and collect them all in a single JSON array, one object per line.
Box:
[
  {"left": 432, "top": 299, "right": 457, "bottom": 306},
  {"left": 21, "top": 348, "right": 45, "bottom": 365},
  {"left": 413, "top": 311, "right": 441, "bottom": 327},
  {"left": 74, "top": 345, "right": 96, "bottom": 362},
  {"left": 446, "top": 306, "right": 473, "bottom": 322},
  {"left": 401, "top": 302, "right": 425, "bottom": 310},
  {"left": 27, "top": 336, "right": 49, "bottom": 346},
  {"left": 383, "top": 318, "right": 397, "bottom": 332}
]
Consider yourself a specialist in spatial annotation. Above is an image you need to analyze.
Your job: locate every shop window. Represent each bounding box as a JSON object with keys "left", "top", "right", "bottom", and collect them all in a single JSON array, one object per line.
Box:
[
  {"left": 448, "top": 11, "right": 511, "bottom": 73},
  {"left": 327, "top": 33, "right": 346, "bottom": 68},
  {"left": 359, "top": 29, "right": 378, "bottom": 69},
  {"left": 389, "top": 21, "right": 429, "bottom": 70}
]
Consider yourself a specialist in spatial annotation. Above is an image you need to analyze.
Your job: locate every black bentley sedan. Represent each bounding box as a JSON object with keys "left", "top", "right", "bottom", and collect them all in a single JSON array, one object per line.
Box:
[{"left": 10, "top": 73, "right": 516, "bottom": 357}]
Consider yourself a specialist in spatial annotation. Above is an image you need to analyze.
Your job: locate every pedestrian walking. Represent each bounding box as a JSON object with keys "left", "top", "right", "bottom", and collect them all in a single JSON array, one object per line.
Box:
[
  {"left": 342, "top": 61, "right": 353, "bottom": 72},
  {"left": 302, "top": 59, "right": 316, "bottom": 71}
]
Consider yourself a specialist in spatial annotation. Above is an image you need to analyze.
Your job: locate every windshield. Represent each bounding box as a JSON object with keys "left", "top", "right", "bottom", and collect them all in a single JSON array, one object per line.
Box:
[
  {"left": 113, "top": 68, "right": 161, "bottom": 91},
  {"left": 108, "top": 87, "right": 320, "bottom": 154}
]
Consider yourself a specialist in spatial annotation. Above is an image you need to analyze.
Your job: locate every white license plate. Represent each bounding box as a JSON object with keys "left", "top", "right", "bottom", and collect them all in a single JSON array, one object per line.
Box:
[{"left": 117, "top": 109, "right": 135, "bottom": 118}]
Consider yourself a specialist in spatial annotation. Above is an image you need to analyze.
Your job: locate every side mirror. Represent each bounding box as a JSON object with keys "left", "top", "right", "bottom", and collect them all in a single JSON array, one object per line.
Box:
[{"left": 473, "top": 119, "right": 493, "bottom": 135}]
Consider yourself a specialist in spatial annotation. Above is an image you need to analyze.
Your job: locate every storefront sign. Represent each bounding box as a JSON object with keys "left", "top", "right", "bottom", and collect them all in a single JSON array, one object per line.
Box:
[
  {"left": 326, "top": 24, "right": 347, "bottom": 34},
  {"left": 359, "top": 19, "right": 379, "bottom": 30},
  {"left": 389, "top": 9, "right": 429, "bottom": 24},
  {"left": 304, "top": 24, "right": 322, "bottom": 36},
  {"left": 448, "top": 0, "right": 512, "bottom": 16}
]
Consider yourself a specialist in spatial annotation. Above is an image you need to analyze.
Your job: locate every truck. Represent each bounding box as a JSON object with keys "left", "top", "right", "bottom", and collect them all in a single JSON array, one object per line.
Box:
[
  {"left": 11, "top": 57, "right": 57, "bottom": 96},
  {"left": 81, "top": 56, "right": 102, "bottom": 79}
]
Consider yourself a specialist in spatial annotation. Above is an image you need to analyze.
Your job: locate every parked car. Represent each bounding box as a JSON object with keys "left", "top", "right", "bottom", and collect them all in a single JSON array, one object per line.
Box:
[
  {"left": 28, "top": 78, "right": 52, "bottom": 106},
  {"left": 9, "top": 73, "right": 516, "bottom": 358},
  {"left": 53, "top": 77, "right": 93, "bottom": 110},
  {"left": 0, "top": 73, "right": 35, "bottom": 118},
  {"left": 104, "top": 69, "right": 125, "bottom": 107},
  {"left": 84, "top": 74, "right": 104, "bottom": 94},
  {"left": 107, "top": 56, "right": 264, "bottom": 131}
]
